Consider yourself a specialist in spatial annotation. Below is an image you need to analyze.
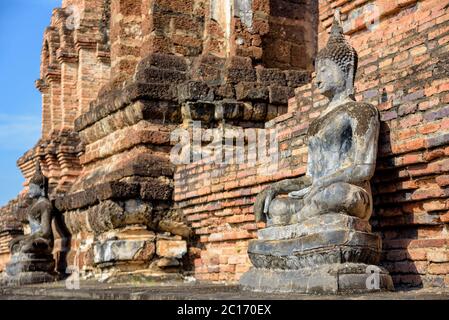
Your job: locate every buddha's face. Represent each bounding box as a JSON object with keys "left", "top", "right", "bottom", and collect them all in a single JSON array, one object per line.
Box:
[
  {"left": 315, "top": 59, "right": 346, "bottom": 99},
  {"left": 28, "top": 183, "right": 43, "bottom": 199}
]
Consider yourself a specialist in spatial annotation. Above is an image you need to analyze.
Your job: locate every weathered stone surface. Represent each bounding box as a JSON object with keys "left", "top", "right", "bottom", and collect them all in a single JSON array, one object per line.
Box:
[
  {"left": 220, "top": 101, "right": 245, "bottom": 120},
  {"left": 95, "top": 182, "right": 140, "bottom": 202},
  {"left": 88, "top": 200, "right": 152, "bottom": 235},
  {"left": 136, "top": 53, "right": 187, "bottom": 73},
  {"left": 224, "top": 59, "right": 256, "bottom": 84},
  {"left": 268, "top": 86, "right": 294, "bottom": 104},
  {"left": 93, "top": 240, "right": 155, "bottom": 265},
  {"left": 134, "top": 67, "right": 187, "bottom": 84},
  {"left": 184, "top": 102, "right": 215, "bottom": 122},
  {"left": 5, "top": 253, "right": 55, "bottom": 276},
  {"left": 248, "top": 229, "right": 381, "bottom": 269},
  {"left": 284, "top": 70, "right": 309, "bottom": 87},
  {"left": 156, "top": 240, "right": 187, "bottom": 259},
  {"left": 123, "top": 82, "right": 177, "bottom": 102},
  {"left": 235, "top": 82, "right": 268, "bottom": 101},
  {"left": 240, "top": 264, "right": 394, "bottom": 294},
  {"left": 158, "top": 220, "right": 192, "bottom": 238},
  {"left": 0, "top": 272, "right": 56, "bottom": 287},
  {"left": 256, "top": 68, "right": 287, "bottom": 86},
  {"left": 157, "top": 257, "right": 180, "bottom": 268},
  {"left": 140, "top": 179, "right": 173, "bottom": 201},
  {"left": 55, "top": 189, "right": 97, "bottom": 211},
  {"left": 257, "top": 214, "right": 372, "bottom": 241},
  {"left": 141, "top": 101, "right": 182, "bottom": 123},
  {"left": 63, "top": 199, "right": 154, "bottom": 235},
  {"left": 178, "top": 81, "right": 212, "bottom": 102}
]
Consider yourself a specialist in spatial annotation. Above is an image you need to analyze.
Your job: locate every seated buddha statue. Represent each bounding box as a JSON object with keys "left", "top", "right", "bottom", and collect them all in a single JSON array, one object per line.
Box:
[
  {"left": 254, "top": 10, "right": 380, "bottom": 227},
  {"left": 9, "top": 161, "right": 54, "bottom": 256}
]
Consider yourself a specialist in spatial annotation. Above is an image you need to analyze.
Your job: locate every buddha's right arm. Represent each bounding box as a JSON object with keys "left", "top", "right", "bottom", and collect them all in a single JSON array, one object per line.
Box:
[
  {"left": 272, "top": 176, "right": 312, "bottom": 193},
  {"left": 254, "top": 176, "right": 312, "bottom": 222}
]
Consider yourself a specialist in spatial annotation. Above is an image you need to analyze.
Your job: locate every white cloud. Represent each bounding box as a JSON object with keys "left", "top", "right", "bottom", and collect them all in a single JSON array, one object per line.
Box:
[{"left": 0, "top": 113, "right": 41, "bottom": 151}]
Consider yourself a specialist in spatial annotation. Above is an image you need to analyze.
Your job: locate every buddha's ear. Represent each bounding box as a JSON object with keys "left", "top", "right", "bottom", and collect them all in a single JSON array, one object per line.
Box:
[{"left": 345, "top": 63, "right": 356, "bottom": 97}]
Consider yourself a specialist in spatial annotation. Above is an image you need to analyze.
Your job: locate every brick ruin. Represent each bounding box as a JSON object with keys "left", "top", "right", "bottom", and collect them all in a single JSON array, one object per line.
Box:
[{"left": 1, "top": 0, "right": 449, "bottom": 289}]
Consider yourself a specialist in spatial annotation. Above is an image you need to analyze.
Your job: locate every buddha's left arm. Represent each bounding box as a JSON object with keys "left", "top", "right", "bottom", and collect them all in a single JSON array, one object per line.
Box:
[
  {"left": 39, "top": 201, "right": 53, "bottom": 239},
  {"left": 313, "top": 110, "right": 380, "bottom": 189}
]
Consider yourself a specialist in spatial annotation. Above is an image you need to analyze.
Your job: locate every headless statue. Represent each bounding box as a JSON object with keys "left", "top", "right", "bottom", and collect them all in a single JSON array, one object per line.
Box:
[{"left": 254, "top": 10, "right": 380, "bottom": 227}]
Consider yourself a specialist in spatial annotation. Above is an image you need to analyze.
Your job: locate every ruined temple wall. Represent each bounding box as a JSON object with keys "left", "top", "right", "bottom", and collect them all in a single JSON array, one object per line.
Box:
[
  {"left": 0, "top": 201, "right": 23, "bottom": 272},
  {"left": 16, "top": 0, "right": 112, "bottom": 195},
  {"left": 205, "top": 0, "right": 318, "bottom": 70},
  {"left": 3, "top": 0, "right": 449, "bottom": 287},
  {"left": 175, "top": 0, "right": 449, "bottom": 288}
]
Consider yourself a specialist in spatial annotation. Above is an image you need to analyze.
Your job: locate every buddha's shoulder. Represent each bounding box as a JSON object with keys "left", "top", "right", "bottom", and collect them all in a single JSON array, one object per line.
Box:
[
  {"left": 341, "top": 101, "right": 379, "bottom": 119},
  {"left": 30, "top": 198, "right": 53, "bottom": 212}
]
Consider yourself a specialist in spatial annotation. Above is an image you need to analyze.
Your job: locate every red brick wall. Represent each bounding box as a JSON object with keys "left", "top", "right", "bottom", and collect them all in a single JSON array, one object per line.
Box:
[
  {"left": 141, "top": 0, "right": 207, "bottom": 58},
  {"left": 175, "top": 0, "right": 449, "bottom": 288},
  {"left": 205, "top": 0, "right": 318, "bottom": 70}
]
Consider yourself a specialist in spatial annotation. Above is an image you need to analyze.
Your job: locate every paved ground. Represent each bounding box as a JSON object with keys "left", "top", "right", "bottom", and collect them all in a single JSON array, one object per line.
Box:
[{"left": 1, "top": 280, "right": 449, "bottom": 300}]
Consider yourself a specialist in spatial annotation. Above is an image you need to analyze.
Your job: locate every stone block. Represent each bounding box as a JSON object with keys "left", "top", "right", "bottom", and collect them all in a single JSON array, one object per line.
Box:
[
  {"left": 220, "top": 101, "right": 245, "bottom": 120},
  {"left": 141, "top": 101, "right": 182, "bottom": 123},
  {"left": 156, "top": 240, "right": 187, "bottom": 259},
  {"left": 87, "top": 200, "right": 152, "bottom": 235},
  {"left": 93, "top": 239, "right": 155, "bottom": 265},
  {"left": 268, "top": 86, "right": 295, "bottom": 104},
  {"left": 157, "top": 257, "right": 180, "bottom": 268},
  {"left": 185, "top": 101, "right": 216, "bottom": 122},
  {"left": 178, "top": 81, "right": 212, "bottom": 102},
  {"left": 134, "top": 67, "right": 187, "bottom": 84},
  {"left": 235, "top": 82, "right": 269, "bottom": 101},
  {"left": 137, "top": 53, "right": 187, "bottom": 72},
  {"left": 158, "top": 220, "right": 192, "bottom": 238},
  {"left": 240, "top": 263, "right": 394, "bottom": 294},
  {"left": 123, "top": 82, "right": 177, "bottom": 102},
  {"left": 140, "top": 179, "right": 173, "bottom": 200},
  {"left": 248, "top": 228, "right": 382, "bottom": 269},
  {"left": 256, "top": 68, "right": 287, "bottom": 85},
  {"left": 284, "top": 70, "right": 310, "bottom": 87},
  {"left": 258, "top": 214, "right": 372, "bottom": 240},
  {"left": 95, "top": 181, "right": 140, "bottom": 201}
]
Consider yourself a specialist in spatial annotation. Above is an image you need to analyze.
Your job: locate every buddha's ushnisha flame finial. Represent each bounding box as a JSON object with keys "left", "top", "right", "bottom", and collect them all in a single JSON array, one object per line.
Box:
[
  {"left": 30, "top": 160, "right": 46, "bottom": 188},
  {"left": 316, "top": 9, "right": 358, "bottom": 82}
]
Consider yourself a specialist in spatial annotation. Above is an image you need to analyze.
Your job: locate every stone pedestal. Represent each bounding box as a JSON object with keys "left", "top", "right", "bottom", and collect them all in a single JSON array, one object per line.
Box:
[
  {"left": 0, "top": 253, "right": 56, "bottom": 286},
  {"left": 240, "top": 214, "right": 394, "bottom": 294}
]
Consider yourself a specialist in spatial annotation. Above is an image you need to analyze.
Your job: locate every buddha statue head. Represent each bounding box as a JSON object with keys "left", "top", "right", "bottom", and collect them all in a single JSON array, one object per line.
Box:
[
  {"left": 28, "top": 161, "right": 46, "bottom": 199},
  {"left": 315, "top": 9, "right": 358, "bottom": 101}
]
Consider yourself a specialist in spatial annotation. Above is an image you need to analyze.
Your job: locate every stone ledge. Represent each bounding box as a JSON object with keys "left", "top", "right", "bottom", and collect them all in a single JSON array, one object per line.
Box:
[
  {"left": 2, "top": 281, "right": 449, "bottom": 300},
  {"left": 55, "top": 178, "right": 173, "bottom": 212},
  {"left": 257, "top": 214, "right": 372, "bottom": 241},
  {"left": 240, "top": 264, "right": 394, "bottom": 294}
]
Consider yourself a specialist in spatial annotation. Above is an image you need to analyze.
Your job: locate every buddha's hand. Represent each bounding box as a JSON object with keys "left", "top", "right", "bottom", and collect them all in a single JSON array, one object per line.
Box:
[
  {"left": 304, "top": 184, "right": 325, "bottom": 205},
  {"left": 288, "top": 186, "right": 311, "bottom": 199},
  {"left": 254, "top": 188, "right": 278, "bottom": 223}
]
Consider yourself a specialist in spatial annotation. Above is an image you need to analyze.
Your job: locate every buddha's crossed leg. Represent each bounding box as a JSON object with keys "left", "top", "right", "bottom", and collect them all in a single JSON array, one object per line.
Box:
[{"left": 267, "top": 182, "right": 372, "bottom": 226}]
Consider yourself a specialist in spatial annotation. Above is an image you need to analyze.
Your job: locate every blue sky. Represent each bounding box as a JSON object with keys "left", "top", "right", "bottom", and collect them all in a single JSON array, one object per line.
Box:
[{"left": 0, "top": 0, "right": 60, "bottom": 205}]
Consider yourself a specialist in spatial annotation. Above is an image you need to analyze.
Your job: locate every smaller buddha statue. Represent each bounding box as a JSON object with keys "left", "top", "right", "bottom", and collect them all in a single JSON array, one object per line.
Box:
[
  {"left": 9, "top": 161, "right": 54, "bottom": 255},
  {"left": 1, "top": 161, "right": 56, "bottom": 286}
]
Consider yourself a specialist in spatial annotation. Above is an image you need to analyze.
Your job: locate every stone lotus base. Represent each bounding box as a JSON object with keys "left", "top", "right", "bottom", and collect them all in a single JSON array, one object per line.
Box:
[
  {"left": 240, "top": 214, "right": 394, "bottom": 294},
  {"left": 0, "top": 272, "right": 56, "bottom": 287},
  {"left": 0, "top": 253, "right": 57, "bottom": 287},
  {"left": 240, "top": 263, "right": 394, "bottom": 294}
]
